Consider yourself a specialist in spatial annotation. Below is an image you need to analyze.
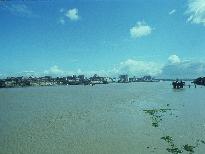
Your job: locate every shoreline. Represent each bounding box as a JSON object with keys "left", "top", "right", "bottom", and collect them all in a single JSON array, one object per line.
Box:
[{"left": 0, "top": 75, "right": 166, "bottom": 89}]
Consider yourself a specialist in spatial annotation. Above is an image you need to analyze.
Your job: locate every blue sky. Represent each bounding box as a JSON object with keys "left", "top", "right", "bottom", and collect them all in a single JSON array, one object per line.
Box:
[{"left": 1, "top": 0, "right": 205, "bottom": 78}]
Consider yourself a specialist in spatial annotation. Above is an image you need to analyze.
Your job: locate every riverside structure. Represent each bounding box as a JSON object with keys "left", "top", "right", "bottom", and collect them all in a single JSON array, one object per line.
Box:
[{"left": 0, "top": 74, "right": 157, "bottom": 88}]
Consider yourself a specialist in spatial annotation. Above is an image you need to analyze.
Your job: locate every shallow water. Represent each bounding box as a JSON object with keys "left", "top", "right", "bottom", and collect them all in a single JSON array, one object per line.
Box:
[{"left": 0, "top": 82, "right": 205, "bottom": 154}]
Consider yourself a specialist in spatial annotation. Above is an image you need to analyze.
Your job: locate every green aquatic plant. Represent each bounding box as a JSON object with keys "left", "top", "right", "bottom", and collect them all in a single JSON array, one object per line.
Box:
[
  {"left": 159, "top": 108, "right": 172, "bottom": 113},
  {"left": 152, "top": 122, "right": 158, "bottom": 127},
  {"left": 161, "top": 139, "right": 199, "bottom": 154},
  {"left": 183, "top": 144, "right": 195, "bottom": 153},
  {"left": 143, "top": 109, "right": 156, "bottom": 116},
  {"left": 201, "top": 140, "right": 205, "bottom": 144},
  {"left": 161, "top": 136, "right": 173, "bottom": 144},
  {"left": 144, "top": 108, "right": 204, "bottom": 153},
  {"left": 166, "top": 147, "right": 183, "bottom": 154},
  {"left": 143, "top": 108, "right": 172, "bottom": 127},
  {"left": 161, "top": 135, "right": 183, "bottom": 154}
]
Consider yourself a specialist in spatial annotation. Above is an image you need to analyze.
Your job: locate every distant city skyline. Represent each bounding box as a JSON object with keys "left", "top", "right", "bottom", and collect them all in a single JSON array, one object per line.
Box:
[{"left": 1, "top": 0, "right": 205, "bottom": 78}]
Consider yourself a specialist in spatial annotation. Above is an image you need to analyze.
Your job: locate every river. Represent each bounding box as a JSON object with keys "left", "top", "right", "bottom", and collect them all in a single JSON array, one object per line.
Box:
[{"left": 0, "top": 82, "right": 205, "bottom": 154}]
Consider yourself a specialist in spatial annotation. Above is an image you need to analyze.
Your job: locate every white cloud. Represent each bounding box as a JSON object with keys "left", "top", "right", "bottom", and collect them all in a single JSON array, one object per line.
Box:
[
  {"left": 1, "top": 4, "right": 37, "bottom": 18},
  {"left": 3, "top": 55, "right": 205, "bottom": 79},
  {"left": 83, "top": 70, "right": 109, "bottom": 77},
  {"left": 59, "top": 18, "right": 65, "bottom": 24},
  {"left": 157, "top": 54, "right": 205, "bottom": 79},
  {"left": 160, "top": 60, "right": 205, "bottom": 79},
  {"left": 44, "top": 65, "right": 64, "bottom": 75},
  {"left": 112, "top": 55, "right": 205, "bottom": 79},
  {"left": 130, "top": 21, "right": 152, "bottom": 38},
  {"left": 65, "top": 8, "right": 79, "bottom": 21},
  {"left": 43, "top": 66, "right": 109, "bottom": 77},
  {"left": 0, "top": 73, "right": 6, "bottom": 79},
  {"left": 117, "top": 59, "right": 163, "bottom": 76},
  {"left": 168, "top": 55, "right": 181, "bottom": 64},
  {"left": 169, "top": 9, "right": 176, "bottom": 15},
  {"left": 59, "top": 8, "right": 64, "bottom": 13},
  {"left": 19, "top": 70, "right": 39, "bottom": 77},
  {"left": 40, "top": 56, "right": 205, "bottom": 79},
  {"left": 186, "top": 0, "right": 205, "bottom": 26},
  {"left": 77, "top": 69, "right": 82, "bottom": 74}
]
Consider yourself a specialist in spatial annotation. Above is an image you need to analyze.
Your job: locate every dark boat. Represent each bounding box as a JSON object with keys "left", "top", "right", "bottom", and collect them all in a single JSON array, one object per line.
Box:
[
  {"left": 193, "top": 77, "right": 205, "bottom": 86},
  {"left": 172, "top": 80, "right": 185, "bottom": 89}
]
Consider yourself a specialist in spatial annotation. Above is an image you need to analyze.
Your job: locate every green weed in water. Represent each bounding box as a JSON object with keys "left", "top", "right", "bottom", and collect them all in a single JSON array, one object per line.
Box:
[
  {"left": 161, "top": 136, "right": 173, "bottom": 144},
  {"left": 166, "top": 147, "right": 183, "bottom": 154},
  {"left": 201, "top": 140, "right": 205, "bottom": 144},
  {"left": 161, "top": 135, "right": 183, "bottom": 154},
  {"left": 143, "top": 108, "right": 172, "bottom": 127},
  {"left": 183, "top": 144, "right": 195, "bottom": 153}
]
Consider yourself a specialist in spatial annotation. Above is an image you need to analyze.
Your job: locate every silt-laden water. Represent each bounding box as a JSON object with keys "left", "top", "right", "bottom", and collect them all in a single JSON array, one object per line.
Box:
[{"left": 0, "top": 82, "right": 205, "bottom": 154}]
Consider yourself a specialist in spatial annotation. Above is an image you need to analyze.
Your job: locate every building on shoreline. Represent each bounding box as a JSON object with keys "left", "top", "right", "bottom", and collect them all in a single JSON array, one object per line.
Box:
[
  {"left": 118, "top": 75, "right": 129, "bottom": 83},
  {"left": 0, "top": 74, "right": 107, "bottom": 88},
  {"left": 0, "top": 74, "right": 184, "bottom": 88}
]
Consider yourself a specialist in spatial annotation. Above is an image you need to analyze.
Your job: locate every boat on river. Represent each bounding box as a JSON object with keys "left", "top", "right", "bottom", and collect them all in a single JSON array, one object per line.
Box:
[{"left": 172, "top": 80, "right": 185, "bottom": 89}]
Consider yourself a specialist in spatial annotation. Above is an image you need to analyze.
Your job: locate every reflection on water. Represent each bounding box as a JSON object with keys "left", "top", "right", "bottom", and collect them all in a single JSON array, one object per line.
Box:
[{"left": 0, "top": 82, "right": 205, "bottom": 154}]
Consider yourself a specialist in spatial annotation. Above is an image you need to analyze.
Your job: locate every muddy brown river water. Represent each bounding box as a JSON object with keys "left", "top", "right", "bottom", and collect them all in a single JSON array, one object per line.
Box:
[{"left": 0, "top": 82, "right": 205, "bottom": 154}]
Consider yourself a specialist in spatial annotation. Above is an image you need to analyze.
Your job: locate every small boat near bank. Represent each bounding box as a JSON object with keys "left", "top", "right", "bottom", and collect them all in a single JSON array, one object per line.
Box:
[{"left": 172, "top": 80, "right": 185, "bottom": 89}]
